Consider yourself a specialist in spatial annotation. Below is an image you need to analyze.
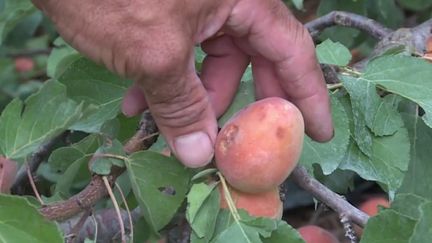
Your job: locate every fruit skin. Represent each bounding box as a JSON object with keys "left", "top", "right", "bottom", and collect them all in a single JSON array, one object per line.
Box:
[
  {"left": 359, "top": 196, "right": 390, "bottom": 216},
  {"left": 298, "top": 225, "right": 339, "bottom": 243},
  {"left": 146, "top": 235, "right": 166, "bottom": 243},
  {"left": 14, "top": 57, "right": 34, "bottom": 72},
  {"left": 219, "top": 184, "right": 283, "bottom": 219},
  {"left": 355, "top": 196, "right": 390, "bottom": 236},
  {"left": 215, "top": 97, "right": 304, "bottom": 193},
  {"left": 0, "top": 156, "right": 18, "bottom": 193}
]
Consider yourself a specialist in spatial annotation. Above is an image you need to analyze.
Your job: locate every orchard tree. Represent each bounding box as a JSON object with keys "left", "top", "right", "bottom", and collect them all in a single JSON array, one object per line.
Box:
[{"left": 0, "top": 0, "right": 432, "bottom": 242}]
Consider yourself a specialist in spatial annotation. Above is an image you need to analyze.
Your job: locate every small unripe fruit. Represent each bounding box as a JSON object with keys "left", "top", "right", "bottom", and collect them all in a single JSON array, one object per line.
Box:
[
  {"left": 215, "top": 97, "right": 304, "bottom": 193},
  {"left": 14, "top": 57, "right": 34, "bottom": 73},
  {"left": 219, "top": 185, "right": 283, "bottom": 219},
  {"left": 298, "top": 225, "right": 339, "bottom": 243},
  {"left": 359, "top": 197, "right": 389, "bottom": 216}
]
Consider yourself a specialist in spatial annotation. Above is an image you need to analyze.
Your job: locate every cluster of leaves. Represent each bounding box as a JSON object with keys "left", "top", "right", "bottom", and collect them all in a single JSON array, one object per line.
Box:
[{"left": 1, "top": 0, "right": 432, "bottom": 242}]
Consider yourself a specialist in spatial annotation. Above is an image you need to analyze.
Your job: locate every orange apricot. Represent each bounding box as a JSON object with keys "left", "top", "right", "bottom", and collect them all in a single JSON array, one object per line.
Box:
[
  {"left": 219, "top": 184, "right": 283, "bottom": 219},
  {"left": 14, "top": 57, "right": 34, "bottom": 73},
  {"left": 355, "top": 196, "right": 390, "bottom": 236},
  {"left": 215, "top": 97, "right": 304, "bottom": 193},
  {"left": 298, "top": 225, "right": 339, "bottom": 243},
  {"left": 359, "top": 197, "right": 390, "bottom": 216}
]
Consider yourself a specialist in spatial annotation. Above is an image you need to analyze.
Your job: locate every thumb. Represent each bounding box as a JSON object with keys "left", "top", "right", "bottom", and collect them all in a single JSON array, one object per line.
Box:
[{"left": 141, "top": 67, "right": 218, "bottom": 168}]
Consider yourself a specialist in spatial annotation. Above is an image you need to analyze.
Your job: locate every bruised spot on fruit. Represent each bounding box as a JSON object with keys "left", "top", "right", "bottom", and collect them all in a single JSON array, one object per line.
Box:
[
  {"left": 276, "top": 127, "right": 285, "bottom": 139},
  {"left": 219, "top": 124, "right": 239, "bottom": 155}
]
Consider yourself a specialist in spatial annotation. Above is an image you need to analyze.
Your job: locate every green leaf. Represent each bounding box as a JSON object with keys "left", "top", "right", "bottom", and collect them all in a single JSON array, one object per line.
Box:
[
  {"left": 48, "top": 134, "right": 102, "bottom": 197},
  {"left": 342, "top": 75, "right": 404, "bottom": 137},
  {"left": 339, "top": 126, "right": 410, "bottom": 195},
  {"left": 261, "top": 221, "right": 304, "bottom": 243},
  {"left": 341, "top": 76, "right": 373, "bottom": 156},
  {"left": 126, "top": 151, "right": 192, "bottom": 232},
  {"left": 148, "top": 136, "right": 167, "bottom": 154},
  {"left": 195, "top": 46, "right": 206, "bottom": 71},
  {"left": 188, "top": 184, "right": 220, "bottom": 242},
  {"left": 299, "top": 96, "right": 350, "bottom": 174},
  {"left": 361, "top": 209, "right": 416, "bottom": 243},
  {"left": 90, "top": 139, "right": 126, "bottom": 175},
  {"left": 316, "top": 39, "right": 351, "bottom": 66},
  {"left": 212, "top": 209, "right": 235, "bottom": 240},
  {"left": 313, "top": 167, "right": 355, "bottom": 194},
  {"left": 361, "top": 56, "right": 432, "bottom": 129},
  {"left": 0, "top": 0, "right": 36, "bottom": 45},
  {"left": 0, "top": 80, "right": 83, "bottom": 160},
  {"left": 47, "top": 37, "right": 80, "bottom": 78},
  {"left": 391, "top": 193, "right": 427, "bottom": 220},
  {"left": 187, "top": 183, "right": 217, "bottom": 225},
  {"left": 368, "top": 0, "right": 403, "bottom": 29},
  {"left": 370, "top": 95, "right": 404, "bottom": 136},
  {"left": 289, "top": 0, "right": 303, "bottom": 10},
  {"left": 0, "top": 194, "right": 63, "bottom": 243},
  {"left": 192, "top": 168, "right": 218, "bottom": 181},
  {"left": 360, "top": 112, "right": 432, "bottom": 242},
  {"left": 212, "top": 221, "right": 262, "bottom": 243},
  {"left": 409, "top": 202, "right": 432, "bottom": 242},
  {"left": 4, "top": 11, "right": 42, "bottom": 47},
  {"left": 57, "top": 57, "right": 132, "bottom": 133},
  {"left": 218, "top": 81, "right": 255, "bottom": 126},
  {"left": 398, "top": 113, "right": 432, "bottom": 200},
  {"left": 397, "top": 0, "right": 432, "bottom": 11}
]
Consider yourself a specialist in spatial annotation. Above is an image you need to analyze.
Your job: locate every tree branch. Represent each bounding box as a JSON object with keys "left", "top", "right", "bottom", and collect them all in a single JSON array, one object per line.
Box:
[
  {"left": 305, "top": 11, "right": 392, "bottom": 40},
  {"left": 39, "top": 111, "right": 158, "bottom": 221},
  {"left": 290, "top": 166, "right": 369, "bottom": 227},
  {"left": 412, "top": 18, "right": 432, "bottom": 53}
]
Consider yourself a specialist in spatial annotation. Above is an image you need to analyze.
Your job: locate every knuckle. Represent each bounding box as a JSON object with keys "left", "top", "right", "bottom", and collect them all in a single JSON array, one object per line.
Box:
[
  {"left": 148, "top": 79, "right": 209, "bottom": 129},
  {"left": 124, "top": 32, "right": 191, "bottom": 79}
]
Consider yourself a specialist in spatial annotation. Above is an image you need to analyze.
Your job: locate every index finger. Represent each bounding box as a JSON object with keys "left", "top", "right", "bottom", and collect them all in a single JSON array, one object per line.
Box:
[{"left": 230, "top": 0, "right": 333, "bottom": 141}]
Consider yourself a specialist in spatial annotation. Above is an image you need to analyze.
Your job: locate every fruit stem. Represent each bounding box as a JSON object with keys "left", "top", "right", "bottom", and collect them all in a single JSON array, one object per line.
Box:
[{"left": 217, "top": 172, "right": 241, "bottom": 221}]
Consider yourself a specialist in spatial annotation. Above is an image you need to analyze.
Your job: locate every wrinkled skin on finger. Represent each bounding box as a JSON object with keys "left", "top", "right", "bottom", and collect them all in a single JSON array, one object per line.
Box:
[{"left": 33, "top": 0, "right": 333, "bottom": 167}]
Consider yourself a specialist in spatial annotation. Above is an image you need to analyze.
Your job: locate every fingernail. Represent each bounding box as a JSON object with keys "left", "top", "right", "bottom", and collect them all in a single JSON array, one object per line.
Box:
[{"left": 173, "top": 131, "right": 214, "bottom": 168}]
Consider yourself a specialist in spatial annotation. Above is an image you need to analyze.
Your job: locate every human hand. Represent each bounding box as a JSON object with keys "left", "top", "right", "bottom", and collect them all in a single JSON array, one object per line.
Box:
[{"left": 33, "top": 0, "right": 333, "bottom": 168}]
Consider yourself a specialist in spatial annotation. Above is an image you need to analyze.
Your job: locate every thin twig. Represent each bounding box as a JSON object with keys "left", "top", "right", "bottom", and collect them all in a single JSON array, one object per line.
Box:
[
  {"left": 26, "top": 164, "right": 44, "bottom": 205},
  {"left": 308, "top": 203, "right": 327, "bottom": 225},
  {"left": 306, "top": 11, "right": 392, "bottom": 40},
  {"left": 290, "top": 166, "right": 369, "bottom": 227},
  {"left": 67, "top": 210, "right": 93, "bottom": 243},
  {"left": 90, "top": 214, "right": 99, "bottom": 242},
  {"left": 102, "top": 176, "right": 126, "bottom": 243},
  {"left": 6, "top": 48, "right": 52, "bottom": 58},
  {"left": 327, "top": 83, "right": 343, "bottom": 90},
  {"left": 412, "top": 18, "right": 432, "bottom": 52},
  {"left": 12, "top": 132, "right": 69, "bottom": 194},
  {"left": 115, "top": 182, "right": 134, "bottom": 243}
]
